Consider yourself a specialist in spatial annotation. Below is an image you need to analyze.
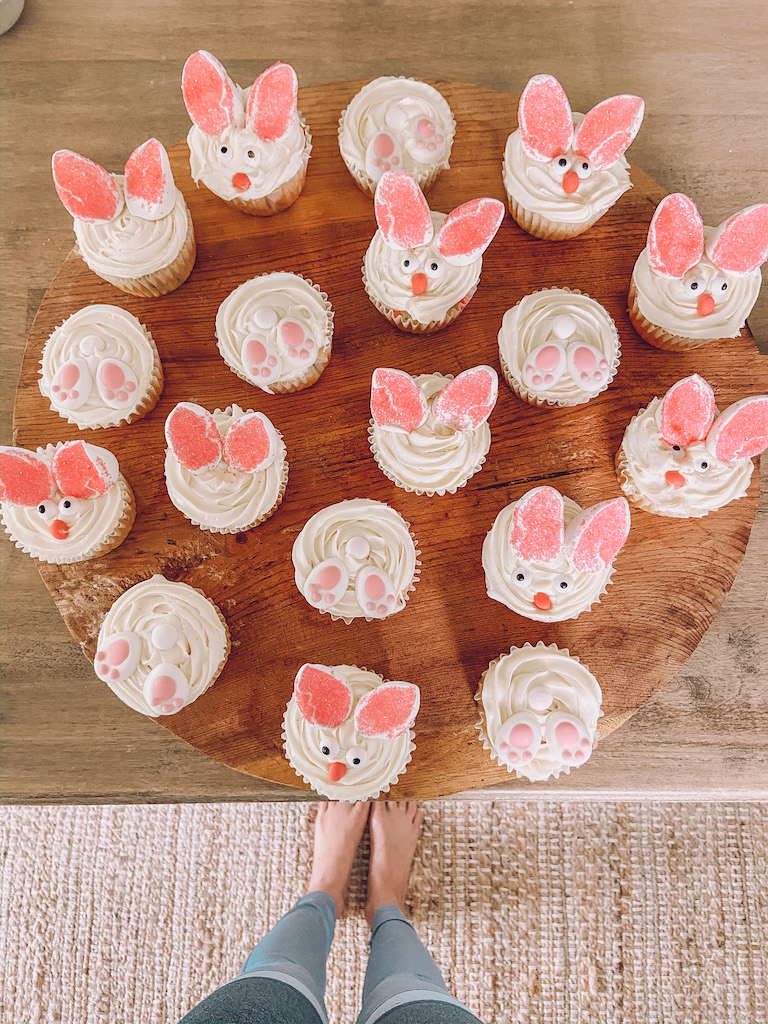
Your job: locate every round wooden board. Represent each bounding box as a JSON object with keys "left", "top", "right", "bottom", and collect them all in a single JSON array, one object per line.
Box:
[{"left": 14, "top": 81, "right": 767, "bottom": 799}]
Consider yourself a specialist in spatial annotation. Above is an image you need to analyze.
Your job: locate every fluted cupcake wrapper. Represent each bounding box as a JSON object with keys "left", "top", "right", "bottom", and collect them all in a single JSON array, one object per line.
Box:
[{"left": 505, "top": 192, "right": 606, "bottom": 242}]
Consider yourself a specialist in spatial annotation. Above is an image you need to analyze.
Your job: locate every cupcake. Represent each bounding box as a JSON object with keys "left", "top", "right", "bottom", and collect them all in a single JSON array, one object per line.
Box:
[
  {"left": 629, "top": 194, "right": 768, "bottom": 351},
  {"left": 338, "top": 76, "right": 456, "bottom": 198},
  {"left": 292, "top": 498, "right": 420, "bottom": 624},
  {"left": 498, "top": 287, "right": 620, "bottom": 407},
  {"left": 52, "top": 139, "right": 196, "bottom": 297},
  {"left": 283, "top": 662, "right": 420, "bottom": 800},
  {"left": 475, "top": 642, "right": 603, "bottom": 782},
  {"left": 182, "top": 51, "right": 311, "bottom": 216},
  {"left": 39, "top": 304, "right": 163, "bottom": 429},
  {"left": 363, "top": 171, "right": 504, "bottom": 333},
  {"left": 93, "top": 574, "right": 230, "bottom": 717},
  {"left": 617, "top": 373, "right": 768, "bottom": 518},
  {"left": 216, "top": 272, "right": 333, "bottom": 394},
  {"left": 503, "top": 74, "right": 644, "bottom": 241},
  {"left": 0, "top": 440, "right": 135, "bottom": 564},
  {"left": 482, "top": 485, "right": 630, "bottom": 622},
  {"left": 368, "top": 365, "right": 497, "bottom": 495}
]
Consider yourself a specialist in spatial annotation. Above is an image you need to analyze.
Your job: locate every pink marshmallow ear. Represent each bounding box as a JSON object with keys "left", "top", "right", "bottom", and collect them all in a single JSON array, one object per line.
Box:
[
  {"left": 432, "top": 365, "right": 498, "bottom": 431},
  {"left": 222, "top": 412, "right": 278, "bottom": 473},
  {"left": 52, "top": 150, "right": 124, "bottom": 224},
  {"left": 246, "top": 61, "right": 298, "bottom": 141},
  {"left": 182, "top": 50, "right": 243, "bottom": 135},
  {"left": 51, "top": 441, "right": 119, "bottom": 499},
  {"left": 510, "top": 486, "right": 565, "bottom": 564},
  {"left": 435, "top": 198, "right": 505, "bottom": 266},
  {"left": 371, "top": 368, "right": 428, "bottom": 434},
  {"left": 659, "top": 374, "right": 716, "bottom": 447},
  {"left": 0, "top": 447, "right": 54, "bottom": 507},
  {"left": 647, "top": 194, "right": 705, "bottom": 278},
  {"left": 565, "top": 497, "right": 630, "bottom": 574},
  {"left": 294, "top": 664, "right": 353, "bottom": 729},
  {"left": 124, "top": 138, "right": 176, "bottom": 221},
  {"left": 165, "top": 402, "right": 223, "bottom": 475},
  {"left": 374, "top": 171, "right": 434, "bottom": 250},
  {"left": 354, "top": 681, "right": 420, "bottom": 740},
  {"left": 705, "top": 204, "right": 768, "bottom": 276},
  {"left": 518, "top": 74, "right": 574, "bottom": 161},
  {"left": 573, "top": 94, "right": 644, "bottom": 170},
  {"left": 706, "top": 395, "right": 768, "bottom": 462}
]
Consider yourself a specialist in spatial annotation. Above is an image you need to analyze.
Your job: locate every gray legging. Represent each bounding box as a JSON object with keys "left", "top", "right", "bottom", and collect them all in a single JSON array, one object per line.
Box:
[{"left": 180, "top": 890, "right": 482, "bottom": 1024}]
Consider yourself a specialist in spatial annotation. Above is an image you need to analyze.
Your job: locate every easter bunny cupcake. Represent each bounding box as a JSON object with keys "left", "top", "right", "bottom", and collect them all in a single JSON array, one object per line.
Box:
[
  {"left": 482, "top": 485, "right": 631, "bottom": 622},
  {"left": 364, "top": 171, "right": 505, "bottom": 333},
  {"left": 368, "top": 365, "right": 497, "bottom": 495},
  {"left": 629, "top": 194, "right": 768, "bottom": 350},
  {"left": 52, "top": 139, "right": 195, "bottom": 297},
  {"left": 503, "top": 74, "right": 644, "bottom": 240},
  {"left": 617, "top": 374, "right": 768, "bottom": 518},
  {"left": 182, "top": 51, "right": 311, "bottom": 216}
]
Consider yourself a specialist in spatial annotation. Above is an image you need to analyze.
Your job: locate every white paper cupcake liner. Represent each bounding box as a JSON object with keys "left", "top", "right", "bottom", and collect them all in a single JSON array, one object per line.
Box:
[
  {"left": 506, "top": 192, "right": 605, "bottom": 241},
  {"left": 367, "top": 421, "right": 488, "bottom": 496}
]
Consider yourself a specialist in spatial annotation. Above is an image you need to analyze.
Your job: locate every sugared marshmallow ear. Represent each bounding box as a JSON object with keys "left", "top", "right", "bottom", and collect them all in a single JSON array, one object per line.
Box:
[
  {"left": 518, "top": 74, "right": 574, "bottom": 161},
  {"left": 572, "top": 95, "right": 644, "bottom": 170},
  {"left": 223, "top": 412, "right": 278, "bottom": 472},
  {"left": 659, "top": 374, "right": 716, "bottom": 447},
  {"left": 374, "top": 171, "right": 433, "bottom": 250},
  {"left": 182, "top": 50, "right": 243, "bottom": 135},
  {"left": 354, "top": 681, "right": 420, "bottom": 740},
  {"left": 510, "top": 486, "right": 564, "bottom": 564},
  {"left": 51, "top": 441, "right": 119, "bottom": 499},
  {"left": 52, "top": 150, "right": 124, "bottom": 224},
  {"left": 246, "top": 61, "right": 298, "bottom": 141},
  {"left": 124, "top": 139, "right": 176, "bottom": 221},
  {"left": 647, "top": 194, "right": 704, "bottom": 278},
  {"left": 705, "top": 204, "right": 768, "bottom": 276},
  {"left": 706, "top": 395, "right": 768, "bottom": 462},
  {"left": 371, "top": 368, "right": 428, "bottom": 434},
  {"left": 294, "top": 664, "right": 353, "bottom": 729},
  {"left": 165, "top": 402, "right": 223, "bottom": 475},
  {"left": 565, "top": 497, "right": 630, "bottom": 574},
  {"left": 432, "top": 365, "right": 498, "bottom": 431},
  {"left": 435, "top": 198, "right": 505, "bottom": 266},
  {"left": 0, "top": 447, "right": 54, "bottom": 507}
]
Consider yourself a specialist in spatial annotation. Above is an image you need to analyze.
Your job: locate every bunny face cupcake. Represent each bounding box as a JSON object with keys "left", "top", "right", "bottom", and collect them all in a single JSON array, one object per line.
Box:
[
  {"left": 368, "top": 365, "right": 497, "bottom": 495},
  {"left": 617, "top": 374, "right": 768, "bottom": 518},
  {"left": 629, "top": 194, "right": 768, "bottom": 351},
  {"left": 52, "top": 139, "right": 195, "bottom": 297},
  {"left": 364, "top": 172, "right": 505, "bottom": 333},
  {"left": 503, "top": 74, "right": 644, "bottom": 240},
  {"left": 164, "top": 402, "right": 288, "bottom": 534},
  {"left": 338, "top": 76, "right": 456, "bottom": 198},
  {"left": 0, "top": 440, "right": 135, "bottom": 564},
  {"left": 283, "top": 663, "right": 420, "bottom": 800},
  {"left": 182, "top": 52, "right": 311, "bottom": 216},
  {"left": 482, "top": 486, "right": 631, "bottom": 622}
]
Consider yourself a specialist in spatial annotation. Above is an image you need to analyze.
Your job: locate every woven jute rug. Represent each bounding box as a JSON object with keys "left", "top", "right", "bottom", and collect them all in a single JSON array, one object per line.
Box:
[{"left": 1, "top": 801, "right": 766, "bottom": 1024}]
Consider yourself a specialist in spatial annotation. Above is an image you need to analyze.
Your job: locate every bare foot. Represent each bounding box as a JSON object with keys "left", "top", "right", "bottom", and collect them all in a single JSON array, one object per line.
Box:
[
  {"left": 365, "top": 801, "right": 424, "bottom": 926},
  {"left": 308, "top": 801, "right": 370, "bottom": 916}
]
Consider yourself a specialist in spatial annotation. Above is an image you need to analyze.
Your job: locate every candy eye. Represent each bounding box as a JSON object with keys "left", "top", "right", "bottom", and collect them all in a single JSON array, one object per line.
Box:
[
  {"left": 319, "top": 737, "right": 340, "bottom": 760},
  {"left": 424, "top": 258, "right": 444, "bottom": 279},
  {"left": 36, "top": 500, "right": 57, "bottom": 521},
  {"left": 244, "top": 147, "right": 260, "bottom": 168},
  {"left": 686, "top": 275, "right": 706, "bottom": 294},
  {"left": 346, "top": 746, "right": 369, "bottom": 768},
  {"left": 553, "top": 574, "right": 575, "bottom": 592},
  {"left": 694, "top": 457, "right": 710, "bottom": 472},
  {"left": 400, "top": 254, "right": 416, "bottom": 273},
  {"left": 711, "top": 274, "right": 729, "bottom": 293},
  {"left": 219, "top": 145, "right": 233, "bottom": 164},
  {"left": 58, "top": 496, "right": 80, "bottom": 517},
  {"left": 575, "top": 158, "right": 591, "bottom": 179},
  {"left": 511, "top": 567, "right": 532, "bottom": 588},
  {"left": 551, "top": 155, "right": 572, "bottom": 175}
]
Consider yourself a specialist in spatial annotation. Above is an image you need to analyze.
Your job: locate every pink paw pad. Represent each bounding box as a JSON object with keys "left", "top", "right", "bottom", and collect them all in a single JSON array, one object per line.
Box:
[
  {"left": 93, "top": 631, "right": 140, "bottom": 684},
  {"left": 521, "top": 343, "right": 566, "bottom": 391},
  {"left": 304, "top": 558, "right": 349, "bottom": 610},
  {"left": 143, "top": 664, "right": 190, "bottom": 716},
  {"left": 242, "top": 335, "right": 283, "bottom": 386},
  {"left": 277, "top": 318, "right": 318, "bottom": 370},
  {"left": 51, "top": 359, "right": 92, "bottom": 410},
  {"left": 406, "top": 118, "right": 448, "bottom": 164},
  {"left": 365, "top": 132, "right": 403, "bottom": 182},
  {"left": 566, "top": 343, "right": 611, "bottom": 393},
  {"left": 497, "top": 712, "right": 542, "bottom": 769},
  {"left": 96, "top": 359, "right": 139, "bottom": 408},
  {"left": 545, "top": 713, "right": 594, "bottom": 768},
  {"left": 354, "top": 566, "right": 398, "bottom": 618}
]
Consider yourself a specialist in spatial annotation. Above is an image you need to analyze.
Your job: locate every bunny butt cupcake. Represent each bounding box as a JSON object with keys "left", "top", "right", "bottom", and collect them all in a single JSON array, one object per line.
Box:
[
  {"left": 93, "top": 575, "right": 230, "bottom": 717},
  {"left": 52, "top": 139, "right": 195, "bottom": 297},
  {"left": 182, "top": 52, "right": 311, "bottom": 216},
  {"left": 617, "top": 374, "right": 768, "bottom": 518},
  {"left": 0, "top": 440, "right": 135, "bottom": 564},
  {"left": 283, "top": 662, "right": 420, "bottom": 800},
  {"left": 364, "top": 172, "right": 504, "bottom": 333},
  {"left": 476, "top": 642, "right": 603, "bottom": 782},
  {"left": 338, "top": 76, "right": 456, "bottom": 198},
  {"left": 629, "top": 194, "right": 768, "bottom": 351},
  {"left": 482, "top": 485, "right": 630, "bottom": 621},
  {"left": 164, "top": 402, "right": 288, "bottom": 534},
  {"left": 503, "top": 74, "right": 644, "bottom": 240},
  {"left": 368, "top": 365, "right": 497, "bottom": 495}
]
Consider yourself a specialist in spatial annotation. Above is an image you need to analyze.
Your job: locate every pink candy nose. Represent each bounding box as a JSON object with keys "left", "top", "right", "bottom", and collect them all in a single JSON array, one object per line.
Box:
[
  {"left": 328, "top": 762, "right": 347, "bottom": 782},
  {"left": 50, "top": 519, "right": 69, "bottom": 540},
  {"left": 533, "top": 592, "right": 552, "bottom": 611},
  {"left": 232, "top": 173, "right": 250, "bottom": 192},
  {"left": 411, "top": 273, "right": 428, "bottom": 296},
  {"left": 697, "top": 293, "right": 715, "bottom": 316},
  {"left": 665, "top": 470, "right": 686, "bottom": 488},
  {"left": 562, "top": 170, "right": 579, "bottom": 194}
]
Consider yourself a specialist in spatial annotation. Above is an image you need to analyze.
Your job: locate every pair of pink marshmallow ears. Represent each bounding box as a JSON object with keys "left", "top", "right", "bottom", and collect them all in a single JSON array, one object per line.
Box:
[
  {"left": 52, "top": 139, "right": 175, "bottom": 224},
  {"left": 648, "top": 194, "right": 768, "bottom": 278},
  {"left": 182, "top": 51, "right": 298, "bottom": 141},
  {"left": 294, "top": 664, "right": 420, "bottom": 738},
  {"left": 659, "top": 374, "right": 768, "bottom": 461},
  {"left": 0, "top": 440, "right": 119, "bottom": 506},
  {"left": 371, "top": 365, "right": 498, "bottom": 434},
  {"left": 374, "top": 172, "right": 504, "bottom": 264},
  {"left": 518, "top": 74, "right": 644, "bottom": 170},
  {"left": 165, "top": 403, "right": 279, "bottom": 475}
]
